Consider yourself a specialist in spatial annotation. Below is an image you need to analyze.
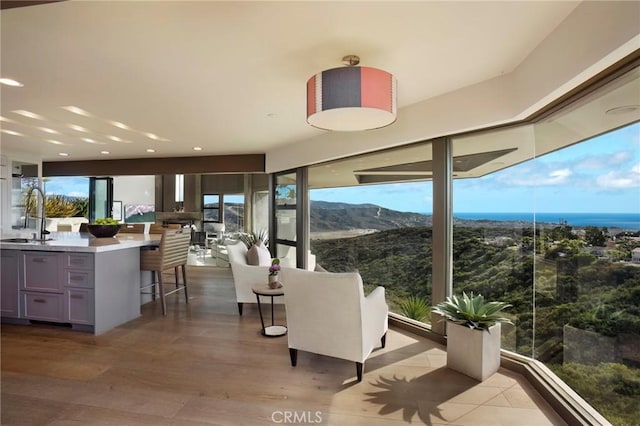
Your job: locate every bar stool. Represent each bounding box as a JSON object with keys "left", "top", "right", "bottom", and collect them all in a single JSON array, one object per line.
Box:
[
  {"left": 140, "top": 228, "right": 192, "bottom": 315},
  {"left": 149, "top": 223, "right": 181, "bottom": 234}
]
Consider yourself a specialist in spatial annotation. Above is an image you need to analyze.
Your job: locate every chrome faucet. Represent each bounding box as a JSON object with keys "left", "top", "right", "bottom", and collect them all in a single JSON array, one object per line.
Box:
[{"left": 24, "top": 185, "right": 50, "bottom": 241}]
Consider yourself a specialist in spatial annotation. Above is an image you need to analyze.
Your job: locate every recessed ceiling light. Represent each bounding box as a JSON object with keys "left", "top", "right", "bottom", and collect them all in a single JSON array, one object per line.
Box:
[
  {"left": 58, "top": 152, "right": 69, "bottom": 157},
  {"left": 82, "top": 137, "right": 106, "bottom": 145},
  {"left": 38, "top": 127, "right": 59, "bottom": 134},
  {"left": 0, "top": 78, "right": 24, "bottom": 87},
  {"left": 1, "top": 129, "right": 23, "bottom": 136},
  {"left": 110, "top": 121, "right": 130, "bottom": 130},
  {"left": 108, "top": 135, "right": 123, "bottom": 142},
  {"left": 193, "top": 147, "right": 203, "bottom": 151},
  {"left": 100, "top": 151, "right": 110, "bottom": 155},
  {"left": 146, "top": 148, "right": 156, "bottom": 153},
  {"left": 145, "top": 132, "right": 159, "bottom": 140},
  {"left": 13, "top": 110, "right": 43, "bottom": 120},
  {"left": 67, "top": 124, "right": 89, "bottom": 132},
  {"left": 605, "top": 105, "right": 640, "bottom": 115},
  {"left": 61, "top": 106, "right": 91, "bottom": 116},
  {"left": 47, "top": 140, "right": 64, "bottom": 145},
  {"left": 0, "top": 116, "right": 14, "bottom": 122}
]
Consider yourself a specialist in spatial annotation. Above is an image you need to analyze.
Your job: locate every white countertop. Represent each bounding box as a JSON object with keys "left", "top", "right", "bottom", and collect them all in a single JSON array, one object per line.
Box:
[{"left": 0, "top": 232, "right": 162, "bottom": 253}]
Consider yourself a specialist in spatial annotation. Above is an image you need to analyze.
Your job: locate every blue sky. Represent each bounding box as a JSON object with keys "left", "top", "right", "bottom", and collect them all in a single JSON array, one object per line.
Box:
[
  {"left": 312, "top": 122, "right": 640, "bottom": 213},
  {"left": 45, "top": 123, "right": 639, "bottom": 214}
]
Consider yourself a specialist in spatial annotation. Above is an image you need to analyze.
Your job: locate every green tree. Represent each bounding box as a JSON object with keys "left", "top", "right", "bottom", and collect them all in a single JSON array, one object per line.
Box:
[{"left": 585, "top": 226, "right": 607, "bottom": 246}]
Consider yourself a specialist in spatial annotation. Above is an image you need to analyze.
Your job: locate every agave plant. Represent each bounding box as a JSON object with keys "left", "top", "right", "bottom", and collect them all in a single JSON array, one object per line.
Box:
[
  {"left": 432, "top": 292, "right": 513, "bottom": 331},
  {"left": 238, "top": 229, "right": 269, "bottom": 249},
  {"left": 400, "top": 296, "right": 431, "bottom": 322}
]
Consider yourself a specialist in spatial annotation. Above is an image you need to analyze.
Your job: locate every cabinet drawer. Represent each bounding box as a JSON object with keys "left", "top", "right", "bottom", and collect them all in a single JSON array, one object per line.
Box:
[
  {"left": 65, "top": 288, "right": 94, "bottom": 325},
  {"left": 21, "top": 291, "right": 64, "bottom": 322},
  {"left": 22, "top": 252, "right": 63, "bottom": 292},
  {"left": 64, "top": 270, "right": 94, "bottom": 288},
  {"left": 64, "top": 253, "right": 93, "bottom": 270}
]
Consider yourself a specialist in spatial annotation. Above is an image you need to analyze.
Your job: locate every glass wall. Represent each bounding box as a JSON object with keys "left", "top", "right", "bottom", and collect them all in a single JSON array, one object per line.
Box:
[
  {"left": 202, "top": 194, "right": 220, "bottom": 233},
  {"left": 308, "top": 142, "right": 433, "bottom": 322},
  {"left": 451, "top": 66, "right": 640, "bottom": 425},
  {"left": 223, "top": 194, "right": 244, "bottom": 233},
  {"left": 274, "top": 172, "right": 297, "bottom": 260}
]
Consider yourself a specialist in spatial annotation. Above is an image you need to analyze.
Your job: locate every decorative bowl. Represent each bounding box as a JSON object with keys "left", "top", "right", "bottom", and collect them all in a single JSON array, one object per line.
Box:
[{"left": 87, "top": 224, "right": 121, "bottom": 238}]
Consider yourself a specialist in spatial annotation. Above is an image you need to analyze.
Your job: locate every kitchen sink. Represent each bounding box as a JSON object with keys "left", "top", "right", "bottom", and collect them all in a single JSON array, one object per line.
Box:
[{"left": 1, "top": 238, "right": 33, "bottom": 243}]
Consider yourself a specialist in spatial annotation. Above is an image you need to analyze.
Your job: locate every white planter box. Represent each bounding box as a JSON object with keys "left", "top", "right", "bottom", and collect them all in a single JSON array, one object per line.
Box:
[{"left": 446, "top": 322, "right": 501, "bottom": 381}]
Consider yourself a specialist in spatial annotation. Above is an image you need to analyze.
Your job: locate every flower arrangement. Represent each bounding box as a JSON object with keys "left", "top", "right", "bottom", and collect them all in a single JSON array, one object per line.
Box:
[{"left": 269, "top": 258, "right": 281, "bottom": 276}]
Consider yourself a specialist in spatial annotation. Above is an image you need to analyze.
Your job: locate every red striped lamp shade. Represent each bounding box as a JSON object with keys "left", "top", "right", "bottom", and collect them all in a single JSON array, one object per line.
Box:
[{"left": 307, "top": 66, "right": 397, "bottom": 131}]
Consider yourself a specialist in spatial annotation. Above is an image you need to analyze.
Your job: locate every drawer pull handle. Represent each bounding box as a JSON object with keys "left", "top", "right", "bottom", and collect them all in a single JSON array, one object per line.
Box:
[
  {"left": 33, "top": 299, "right": 46, "bottom": 303},
  {"left": 70, "top": 294, "right": 84, "bottom": 300},
  {"left": 70, "top": 275, "right": 84, "bottom": 281},
  {"left": 33, "top": 258, "right": 46, "bottom": 263}
]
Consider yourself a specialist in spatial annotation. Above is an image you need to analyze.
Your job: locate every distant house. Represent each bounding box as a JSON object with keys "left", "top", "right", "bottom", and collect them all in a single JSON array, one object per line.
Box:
[
  {"left": 632, "top": 248, "right": 640, "bottom": 264},
  {"left": 584, "top": 246, "right": 610, "bottom": 259}
]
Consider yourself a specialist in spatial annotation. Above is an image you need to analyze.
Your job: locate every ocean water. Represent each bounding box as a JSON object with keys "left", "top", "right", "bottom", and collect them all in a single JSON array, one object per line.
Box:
[{"left": 452, "top": 212, "right": 640, "bottom": 230}]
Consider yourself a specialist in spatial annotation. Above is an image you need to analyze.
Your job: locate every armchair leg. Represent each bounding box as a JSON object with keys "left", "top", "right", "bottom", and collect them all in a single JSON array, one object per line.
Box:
[
  {"left": 356, "top": 362, "right": 363, "bottom": 382},
  {"left": 289, "top": 348, "right": 298, "bottom": 367},
  {"left": 237, "top": 302, "right": 243, "bottom": 316},
  {"left": 381, "top": 332, "right": 387, "bottom": 348}
]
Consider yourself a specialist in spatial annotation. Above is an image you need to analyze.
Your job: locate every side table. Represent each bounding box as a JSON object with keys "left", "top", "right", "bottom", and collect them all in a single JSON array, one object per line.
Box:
[{"left": 251, "top": 283, "right": 286, "bottom": 337}]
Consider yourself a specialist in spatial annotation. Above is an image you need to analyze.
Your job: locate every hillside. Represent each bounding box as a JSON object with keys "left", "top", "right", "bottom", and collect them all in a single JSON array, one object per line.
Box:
[{"left": 310, "top": 201, "right": 430, "bottom": 232}]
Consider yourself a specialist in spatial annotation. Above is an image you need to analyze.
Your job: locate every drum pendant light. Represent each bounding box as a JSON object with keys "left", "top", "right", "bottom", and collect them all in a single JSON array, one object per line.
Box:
[{"left": 306, "top": 55, "right": 397, "bottom": 131}]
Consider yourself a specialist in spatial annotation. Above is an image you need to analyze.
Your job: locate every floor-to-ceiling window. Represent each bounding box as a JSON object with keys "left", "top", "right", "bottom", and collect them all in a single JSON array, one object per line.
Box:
[
  {"left": 451, "top": 66, "right": 640, "bottom": 425},
  {"left": 202, "top": 194, "right": 220, "bottom": 233},
  {"left": 223, "top": 194, "right": 244, "bottom": 233},
  {"left": 308, "top": 142, "right": 434, "bottom": 322}
]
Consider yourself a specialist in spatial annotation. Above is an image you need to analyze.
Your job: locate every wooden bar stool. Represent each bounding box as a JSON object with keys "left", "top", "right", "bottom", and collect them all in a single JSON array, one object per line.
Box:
[
  {"left": 149, "top": 223, "right": 181, "bottom": 235},
  {"left": 140, "top": 228, "right": 192, "bottom": 315}
]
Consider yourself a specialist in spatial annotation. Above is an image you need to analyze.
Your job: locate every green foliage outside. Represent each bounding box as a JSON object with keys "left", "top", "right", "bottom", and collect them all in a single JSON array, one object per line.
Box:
[
  {"left": 311, "top": 224, "right": 640, "bottom": 425},
  {"left": 549, "top": 363, "right": 640, "bottom": 426},
  {"left": 44, "top": 195, "right": 80, "bottom": 218}
]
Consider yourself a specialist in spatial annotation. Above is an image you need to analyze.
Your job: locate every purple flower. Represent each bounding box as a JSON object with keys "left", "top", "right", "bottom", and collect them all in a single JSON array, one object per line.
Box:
[{"left": 269, "top": 264, "right": 281, "bottom": 274}]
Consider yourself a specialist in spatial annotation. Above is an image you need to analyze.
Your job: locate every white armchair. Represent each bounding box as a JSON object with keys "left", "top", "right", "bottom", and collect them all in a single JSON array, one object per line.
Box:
[
  {"left": 280, "top": 267, "right": 388, "bottom": 382},
  {"left": 226, "top": 241, "right": 283, "bottom": 315}
]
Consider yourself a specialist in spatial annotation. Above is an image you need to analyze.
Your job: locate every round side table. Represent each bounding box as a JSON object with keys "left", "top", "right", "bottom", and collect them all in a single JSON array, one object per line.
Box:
[{"left": 251, "top": 283, "right": 286, "bottom": 337}]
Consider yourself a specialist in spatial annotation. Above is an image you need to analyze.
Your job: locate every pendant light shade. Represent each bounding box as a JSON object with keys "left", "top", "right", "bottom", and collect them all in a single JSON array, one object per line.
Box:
[{"left": 307, "top": 57, "right": 397, "bottom": 131}]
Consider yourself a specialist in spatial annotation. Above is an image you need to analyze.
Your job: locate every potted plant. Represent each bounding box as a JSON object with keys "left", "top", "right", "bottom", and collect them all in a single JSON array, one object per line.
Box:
[
  {"left": 268, "top": 258, "right": 281, "bottom": 288},
  {"left": 432, "top": 292, "right": 513, "bottom": 381}
]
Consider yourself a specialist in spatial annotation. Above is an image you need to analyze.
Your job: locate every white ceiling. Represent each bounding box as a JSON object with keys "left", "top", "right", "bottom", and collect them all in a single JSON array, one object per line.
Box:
[{"left": 0, "top": 1, "right": 581, "bottom": 163}]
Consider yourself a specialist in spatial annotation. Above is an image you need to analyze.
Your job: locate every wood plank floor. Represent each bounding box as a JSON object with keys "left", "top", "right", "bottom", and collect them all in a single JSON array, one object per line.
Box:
[{"left": 1, "top": 266, "right": 567, "bottom": 425}]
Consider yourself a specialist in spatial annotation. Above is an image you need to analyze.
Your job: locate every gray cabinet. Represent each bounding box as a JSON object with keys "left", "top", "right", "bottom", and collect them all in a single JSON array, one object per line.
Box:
[
  {"left": 22, "top": 252, "right": 63, "bottom": 292},
  {"left": 21, "top": 251, "right": 64, "bottom": 321},
  {"left": 1, "top": 250, "right": 20, "bottom": 318},
  {"left": 63, "top": 253, "right": 94, "bottom": 325},
  {"left": 16, "top": 251, "right": 95, "bottom": 325}
]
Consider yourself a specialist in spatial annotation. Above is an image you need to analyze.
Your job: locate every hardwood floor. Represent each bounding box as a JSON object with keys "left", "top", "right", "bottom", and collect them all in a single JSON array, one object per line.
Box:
[{"left": 1, "top": 266, "right": 567, "bottom": 425}]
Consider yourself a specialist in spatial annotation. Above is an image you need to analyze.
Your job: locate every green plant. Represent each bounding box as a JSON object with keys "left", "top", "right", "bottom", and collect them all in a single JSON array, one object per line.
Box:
[
  {"left": 432, "top": 292, "right": 513, "bottom": 331},
  {"left": 44, "top": 194, "right": 80, "bottom": 218},
  {"left": 239, "top": 229, "right": 269, "bottom": 249},
  {"left": 400, "top": 296, "right": 430, "bottom": 322}
]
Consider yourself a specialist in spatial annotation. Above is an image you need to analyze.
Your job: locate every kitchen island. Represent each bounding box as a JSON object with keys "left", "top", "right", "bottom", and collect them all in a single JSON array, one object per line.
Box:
[{"left": 0, "top": 233, "right": 161, "bottom": 335}]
